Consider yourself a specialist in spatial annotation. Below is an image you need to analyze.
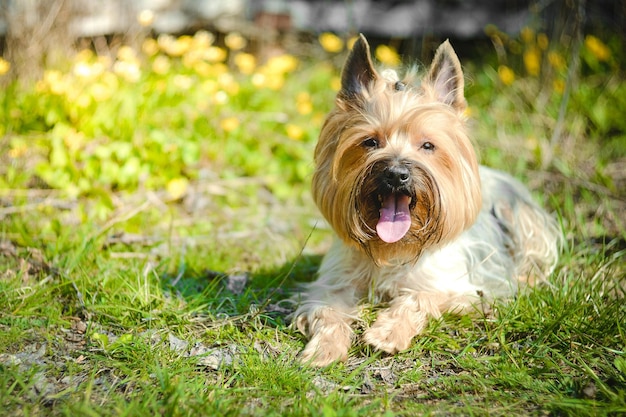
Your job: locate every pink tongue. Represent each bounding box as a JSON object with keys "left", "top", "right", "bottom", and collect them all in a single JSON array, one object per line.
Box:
[{"left": 376, "top": 194, "right": 411, "bottom": 243}]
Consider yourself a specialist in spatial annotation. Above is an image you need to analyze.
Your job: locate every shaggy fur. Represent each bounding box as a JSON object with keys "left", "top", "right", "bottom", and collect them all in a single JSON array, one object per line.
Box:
[{"left": 293, "top": 35, "right": 561, "bottom": 367}]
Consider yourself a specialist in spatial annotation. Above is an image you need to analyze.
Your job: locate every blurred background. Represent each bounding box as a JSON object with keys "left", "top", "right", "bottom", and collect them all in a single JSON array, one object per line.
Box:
[
  {"left": 0, "top": 0, "right": 624, "bottom": 262},
  {"left": 0, "top": 0, "right": 623, "bottom": 77}
]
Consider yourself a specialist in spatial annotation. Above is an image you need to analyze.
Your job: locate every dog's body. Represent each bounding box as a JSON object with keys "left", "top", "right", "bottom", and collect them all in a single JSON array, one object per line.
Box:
[{"left": 294, "top": 35, "right": 560, "bottom": 366}]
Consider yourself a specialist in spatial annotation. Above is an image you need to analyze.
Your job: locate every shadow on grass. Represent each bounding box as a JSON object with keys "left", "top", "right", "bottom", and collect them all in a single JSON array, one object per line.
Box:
[{"left": 159, "top": 253, "right": 323, "bottom": 327}]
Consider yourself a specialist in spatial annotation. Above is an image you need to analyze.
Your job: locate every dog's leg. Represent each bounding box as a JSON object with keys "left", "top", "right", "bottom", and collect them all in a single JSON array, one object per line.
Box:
[
  {"left": 293, "top": 241, "right": 368, "bottom": 366},
  {"left": 295, "top": 301, "right": 355, "bottom": 366},
  {"left": 294, "top": 280, "right": 359, "bottom": 366},
  {"left": 363, "top": 291, "right": 460, "bottom": 354}
]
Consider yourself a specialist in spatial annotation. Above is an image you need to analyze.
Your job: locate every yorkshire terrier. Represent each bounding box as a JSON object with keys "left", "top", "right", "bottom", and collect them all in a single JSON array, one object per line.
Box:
[{"left": 293, "top": 35, "right": 561, "bottom": 367}]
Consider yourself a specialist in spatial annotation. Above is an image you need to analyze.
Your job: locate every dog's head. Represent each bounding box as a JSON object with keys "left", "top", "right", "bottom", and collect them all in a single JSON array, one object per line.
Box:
[{"left": 312, "top": 35, "right": 482, "bottom": 264}]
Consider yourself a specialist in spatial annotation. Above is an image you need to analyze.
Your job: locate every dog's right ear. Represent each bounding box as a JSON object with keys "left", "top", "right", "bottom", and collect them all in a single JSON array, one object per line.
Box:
[{"left": 339, "top": 34, "right": 378, "bottom": 99}]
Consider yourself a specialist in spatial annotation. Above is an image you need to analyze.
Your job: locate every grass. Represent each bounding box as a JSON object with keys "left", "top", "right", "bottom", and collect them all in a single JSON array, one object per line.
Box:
[{"left": 1, "top": 28, "right": 625, "bottom": 416}]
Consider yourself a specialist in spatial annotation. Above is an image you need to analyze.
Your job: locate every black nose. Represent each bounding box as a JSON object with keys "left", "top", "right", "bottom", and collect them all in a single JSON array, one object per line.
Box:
[{"left": 384, "top": 165, "right": 411, "bottom": 188}]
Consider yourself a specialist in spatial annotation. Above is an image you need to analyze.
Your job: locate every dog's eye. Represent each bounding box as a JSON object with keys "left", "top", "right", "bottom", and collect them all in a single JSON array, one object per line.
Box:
[
  {"left": 362, "top": 137, "right": 380, "bottom": 149},
  {"left": 421, "top": 141, "right": 435, "bottom": 152}
]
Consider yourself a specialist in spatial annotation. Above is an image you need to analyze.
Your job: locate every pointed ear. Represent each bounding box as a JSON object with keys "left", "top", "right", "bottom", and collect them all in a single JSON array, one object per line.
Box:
[
  {"left": 427, "top": 40, "right": 466, "bottom": 112},
  {"left": 339, "top": 34, "right": 378, "bottom": 98}
]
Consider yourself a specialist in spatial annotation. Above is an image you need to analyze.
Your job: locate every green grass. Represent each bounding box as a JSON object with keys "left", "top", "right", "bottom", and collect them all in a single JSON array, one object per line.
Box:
[{"left": 1, "top": 29, "right": 625, "bottom": 416}]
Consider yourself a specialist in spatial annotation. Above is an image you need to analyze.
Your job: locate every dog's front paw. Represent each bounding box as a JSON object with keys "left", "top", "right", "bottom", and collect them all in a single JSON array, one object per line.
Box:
[
  {"left": 363, "top": 314, "right": 415, "bottom": 354},
  {"left": 295, "top": 307, "right": 354, "bottom": 367},
  {"left": 299, "top": 334, "right": 349, "bottom": 367}
]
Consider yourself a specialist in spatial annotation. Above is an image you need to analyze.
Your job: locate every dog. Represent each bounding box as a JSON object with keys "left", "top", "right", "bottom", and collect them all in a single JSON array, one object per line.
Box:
[{"left": 293, "top": 34, "right": 561, "bottom": 367}]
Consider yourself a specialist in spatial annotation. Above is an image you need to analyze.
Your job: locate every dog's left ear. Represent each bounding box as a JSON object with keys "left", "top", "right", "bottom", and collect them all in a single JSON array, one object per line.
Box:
[
  {"left": 339, "top": 34, "right": 379, "bottom": 99},
  {"left": 427, "top": 40, "right": 466, "bottom": 112}
]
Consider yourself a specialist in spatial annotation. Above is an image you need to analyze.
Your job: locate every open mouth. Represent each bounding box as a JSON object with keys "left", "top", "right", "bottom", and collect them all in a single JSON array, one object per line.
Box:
[{"left": 376, "top": 192, "right": 413, "bottom": 243}]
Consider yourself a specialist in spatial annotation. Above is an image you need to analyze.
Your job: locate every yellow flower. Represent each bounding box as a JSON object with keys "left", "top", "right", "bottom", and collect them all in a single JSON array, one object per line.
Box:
[
  {"left": 218, "top": 73, "right": 240, "bottom": 95},
  {"left": 251, "top": 73, "right": 267, "bottom": 88},
  {"left": 234, "top": 52, "right": 256, "bottom": 74},
  {"left": 158, "top": 34, "right": 175, "bottom": 51},
  {"left": 214, "top": 91, "right": 229, "bottom": 105},
  {"left": 74, "top": 49, "right": 94, "bottom": 63},
  {"left": 286, "top": 124, "right": 304, "bottom": 140},
  {"left": 523, "top": 46, "right": 541, "bottom": 76},
  {"left": 152, "top": 55, "right": 170, "bottom": 75},
  {"left": 166, "top": 177, "right": 189, "bottom": 200},
  {"left": 0, "top": 57, "right": 11, "bottom": 75},
  {"left": 319, "top": 32, "right": 344, "bottom": 53},
  {"left": 220, "top": 117, "right": 240, "bottom": 132},
  {"left": 211, "top": 63, "right": 229, "bottom": 77},
  {"left": 330, "top": 76, "right": 341, "bottom": 92},
  {"left": 137, "top": 9, "right": 155, "bottom": 27},
  {"left": 182, "top": 49, "right": 202, "bottom": 68},
  {"left": 552, "top": 78, "right": 565, "bottom": 94},
  {"left": 114, "top": 60, "right": 141, "bottom": 82},
  {"left": 297, "top": 100, "right": 312, "bottom": 115},
  {"left": 375, "top": 44, "right": 400, "bottom": 66},
  {"left": 158, "top": 34, "right": 192, "bottom": 57},
  {"left": 205, "top": 46, "right": 227, "bottom": 63},
  {"left": 193, "top": 61, "right": 212, "bottom": 77},
  {"left": 43, "top": 70, "right": 68, "bottom": 95},
  {"left": 497, "top": 65, "right": 515, "bottom": 86},
  {"left": 584, "top": 35, "right": 611, "bottom": 62},
  {"left": 73, "top": 61, "right": 100, "bottom": 78},
  {"left": 201, "top": 79, "right": 218, "bottom": 95},
  {"left": 142, "top": 38, "right": 159, "bottom": 57},
  {"left": 117, "top": 45, "right": 138, "bottom": 63},
  {"left": 264, "top": 74, "right": 285, "bottom": 90},
  {"left": 520, "top": 27, "right": 535, "bottom": 44},
  {"left": 265, "top": 54, "right": 298, "bottom": 74},
  {"left": 225, "top": 32, "right": 247, "bottom": 51},
  {"left": 177, "top": 36, "right": 194, "bottom": 55},
  {"left": 547, "top": 51, "right": 566, "bottom": 71},
  {"left": 192, "top": 31, "right": 215, "bottom": 50},
  {"left": 296, "top": 91, "right": 313, "bottom": 115},
  {"left": 252, "top": 55, "right": 297, "bottom": 90}
]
